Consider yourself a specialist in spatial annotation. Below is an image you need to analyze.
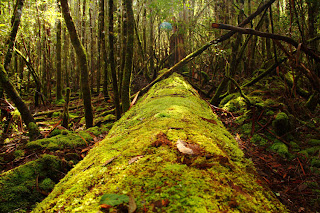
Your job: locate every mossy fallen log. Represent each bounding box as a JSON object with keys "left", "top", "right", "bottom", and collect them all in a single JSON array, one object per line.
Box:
[{"left": 33, "top": 73, "right": 287, "bottom": 212}]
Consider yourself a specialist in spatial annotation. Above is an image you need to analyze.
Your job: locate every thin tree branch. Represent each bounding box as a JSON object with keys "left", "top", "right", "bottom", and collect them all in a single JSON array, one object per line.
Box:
[{"left": 211, "top": 23, "right": 320, "bottom": 62}]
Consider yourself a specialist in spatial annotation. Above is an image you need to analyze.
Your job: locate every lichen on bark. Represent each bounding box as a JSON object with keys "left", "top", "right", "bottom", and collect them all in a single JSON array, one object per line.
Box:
[{"left": 33, "top": 73, "right": 287, "bottom": 212}]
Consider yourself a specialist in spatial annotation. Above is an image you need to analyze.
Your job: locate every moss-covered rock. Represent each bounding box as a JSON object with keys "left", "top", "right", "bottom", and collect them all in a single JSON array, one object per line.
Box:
[
  {"left": 0, "top": 155, "right": 65, "bottom": 212},
  {"left": 272, "top": 112, "right": 290, "bottom": 136},
  {"left": 32, "top": 73, "right": 287, "bottom": 212}
]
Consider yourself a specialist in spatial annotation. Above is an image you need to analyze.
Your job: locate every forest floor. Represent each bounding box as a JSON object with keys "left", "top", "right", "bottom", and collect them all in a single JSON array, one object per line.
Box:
[{"left": 0, "top": 74, "right": 319, "bottom": 212}]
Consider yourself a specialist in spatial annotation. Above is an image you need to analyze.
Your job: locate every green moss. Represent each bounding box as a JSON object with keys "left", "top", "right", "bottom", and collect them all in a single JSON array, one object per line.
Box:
[
  {"left": 28, "top": 122, "right": 40, "bottom": 141},
  {"left": 241, "top": 123, "right": 252, "bottom": 135},
  {"left": 270, "top": 141, "right": 289, "bottom": 157},
  {"left": 14, "top": 149, "right": 25, "bottom": 159},
  {"left": 290, "top": 141, "right": 300, "bottom": 152},
  {"left": 251, "top": 134, "right": 269, "bottom": 146},
  {"left": 32, "top": 73, "right": 287, "bottom": 212},
  {"left": 222, "top": 96, "right": 246, "bottom": 112},
  {"left": 49, "top": 129, "right": 62, "bottom": 137},
  {"left": 308, "top": 139, "right": 320, "bottom": 146},
  {"left": 298, "top": 150, "right": 309, "bottom": 159},
  {"left": 219, "top": 93, "right": 240, "bottom": 106},
  {"left": 55, "top": 99, "right": 65, "bottom": 105},
  {"left": 85, "top": 126, "right": 102, "bottom": 136},
  {"left": 311, "top": 158, "right": 320, "bottom": 168},
  {"left": 39, "top": 178, "right": 56, "bottom": 192},
  {"left": 305, "top": 146, "right": 320, "bottom": 155},
  {"left": 0, "top": 155, "right": 63, "bottom": 212},
  {"left": 52, "top": 112, "right": 61, "bottom": 118},
  {"left": 26, "top": 132, "right": 90, "bottom": 151},
  {"left": 272, "top": 112, "right": 290, "bottom": 136}
]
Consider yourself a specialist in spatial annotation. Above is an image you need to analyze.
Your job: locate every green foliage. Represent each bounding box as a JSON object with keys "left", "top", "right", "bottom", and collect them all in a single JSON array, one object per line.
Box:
[
  {"left": 149, "top": 0, "right": 184, "bottom": 21},
  {"left": 99, "top": 194, "right": 129, "bottom": 206}
]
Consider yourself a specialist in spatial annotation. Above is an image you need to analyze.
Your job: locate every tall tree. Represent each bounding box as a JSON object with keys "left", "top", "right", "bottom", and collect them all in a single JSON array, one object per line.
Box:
[
  {"left": 60, "top": 0, "right": 94, "bottom": 128},
  {"left": 121, "top": 0, "right": 134, "bottom": 113},
  {"left": 56, "top": 1, "right": 62, "bottom": 101},
  {"left": 0, "top": 0, "right": 40, "bottom": 139},
  {"left": 101, "top": 0, "right": 109, "bottom": 100},
  {"left": 108, "top": 0, "right": 121, "bottom": 119},
  {"left": 96, "top": 0, "right": 103, "bottom": 94}
]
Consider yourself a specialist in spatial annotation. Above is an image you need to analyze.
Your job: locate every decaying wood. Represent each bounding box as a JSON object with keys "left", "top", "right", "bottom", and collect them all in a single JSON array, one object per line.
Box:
[{"left": 32, "top": 73, "right": 287, "bottom": 212}]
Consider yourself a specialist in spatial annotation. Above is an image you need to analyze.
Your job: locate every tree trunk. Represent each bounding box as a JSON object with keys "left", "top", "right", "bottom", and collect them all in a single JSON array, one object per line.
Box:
[
  {"left": 0, "top": 0, "right": 24, "bottom": 99},
  {"left": 108, "top": 0, "right": 121, "bottom": 119},
  {"left": 0, "top": 0, "right": 40, "bottom": 139},
  {"left": 56, "top": 1, "right": 62, "bottom": 101},
  {"left": 121, "top": 0, "right": 134, "bottom": 113},
  {"left": 101, "top": 0, "right": 109, "bottom": 101},
  {"left": 96, "top": 0, "right": 103, "bottom": 94},
  {"left": 60, "top": 0, "right": 93, "bottom": 128},
  {"left": 0, "top": 64, "right": 39, "bottom": 139},
  {"left": 42, "top": 24, "right": 48, "bottom": 99},
  {"left": 63, "top": 25, "right": 70, "bottom": 88},
  {"left": 119, "top": 2, "right": 128, "bottom": 93},
  {"left": 33, "top": 73, "right": 287, "bottom": 212}
]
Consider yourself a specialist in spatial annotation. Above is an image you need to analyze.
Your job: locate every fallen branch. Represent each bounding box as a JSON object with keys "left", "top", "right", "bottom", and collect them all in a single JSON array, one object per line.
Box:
[{"left": 211, "top": 23, "right": 320, "bottom": 63}]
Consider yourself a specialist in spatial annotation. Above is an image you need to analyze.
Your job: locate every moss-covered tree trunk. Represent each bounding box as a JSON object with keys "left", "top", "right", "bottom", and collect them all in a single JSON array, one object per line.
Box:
[
  {"left": 56, "top": 1, "right": 62, "bottom": 101},
  {"left": 121, "top": 0, "right": 134, "bottom": 113},
  {"left": 60, "top": 0, "right": 93, "bottom": 128},
  {"left": 0, "top": 64, "right": 39, "bottom": 140},
  {"left": 108, "top": 0, "right": 121, "bottom": 119},
  {"left": 100, "top": 0, "right": 109, "bottom": 101},
  {"left": 33, "top": 73, "right": 287, "bottom": 212}
]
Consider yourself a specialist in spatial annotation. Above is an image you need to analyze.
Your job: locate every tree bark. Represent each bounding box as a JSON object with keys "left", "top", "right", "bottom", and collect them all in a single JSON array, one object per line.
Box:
[
  {"left": 0, "top": 64, "right": 39, "bottom": 137},
  {"left": 100, "top": 0, "right": 109, "bottom": 101},
  {"left": 0, "top": 0, "right": 24, "bottom": 99},
  {"left": 33, "top": 73, "right": 287, "bottom": 212},
  {"left": 56, "top": 1, "right": 62, "bottom": 101},
  {"left": 60, "top": 0, "right": 93, "bottom": 128},
  {"left": 108, "top": 0, "right": 121, "bottom": 119},
  {"left": 121, "top": 0, "right": 134, "bottom": 113}
]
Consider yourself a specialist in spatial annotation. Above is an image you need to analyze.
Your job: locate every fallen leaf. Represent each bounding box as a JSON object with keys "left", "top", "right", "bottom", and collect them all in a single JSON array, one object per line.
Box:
[
  {"left": 176, "top": 139, "right": 193, "bottom": 155},
  {"left": 128, "top": 155, "right": 144, "bottom": 164},
  {"left": 128, "top": 194, "right": 137, "bottom": 213},
  {"left": 100, "top": 204, "right": 112, "bottom": 209}
]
